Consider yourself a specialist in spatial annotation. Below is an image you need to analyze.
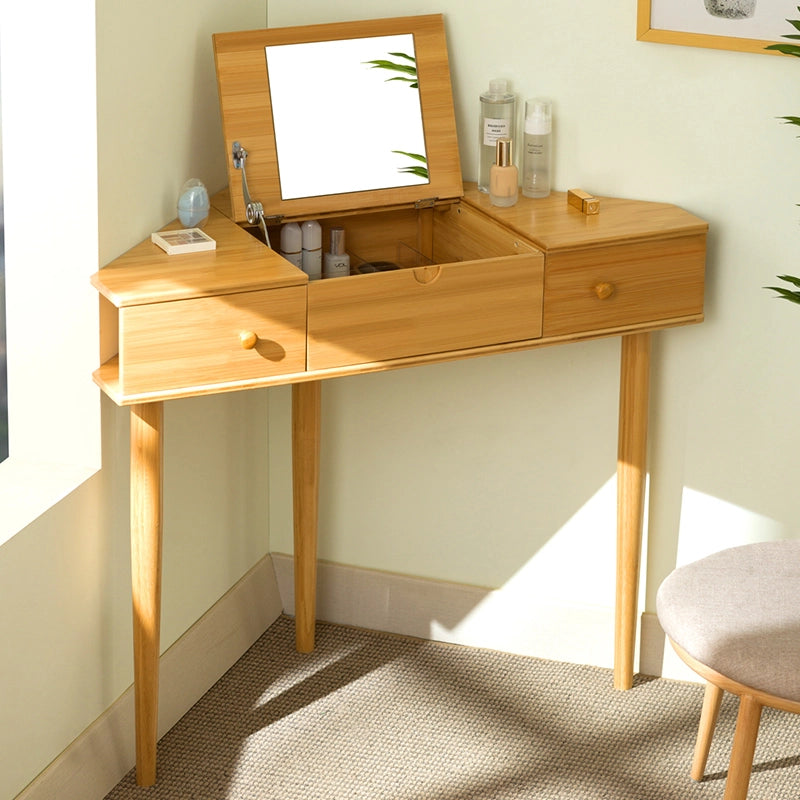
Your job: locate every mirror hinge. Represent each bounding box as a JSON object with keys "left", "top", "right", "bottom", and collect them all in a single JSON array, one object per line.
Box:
[
  {"left": 232, "top": 141, "right": 271, "bottom": 248},
  {"left": 414, "top": 197, "right": 438, "bottom": 209}
]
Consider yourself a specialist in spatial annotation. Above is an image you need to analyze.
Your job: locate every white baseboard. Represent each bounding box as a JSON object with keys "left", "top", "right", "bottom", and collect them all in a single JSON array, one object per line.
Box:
[
  {"left": 274, "top": 554, "right": 616, "bottom": 668},
  {"left": 16, "top": 554, "right": 283, "bottom": 800},
  {"left": 273, "top": 554, "right": 702, "bottom": 685}
]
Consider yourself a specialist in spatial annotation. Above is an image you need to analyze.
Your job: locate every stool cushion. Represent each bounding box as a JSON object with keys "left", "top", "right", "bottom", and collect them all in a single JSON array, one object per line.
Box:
[{"left": 657, "top": 541, "right": 800, "bottom": 702}]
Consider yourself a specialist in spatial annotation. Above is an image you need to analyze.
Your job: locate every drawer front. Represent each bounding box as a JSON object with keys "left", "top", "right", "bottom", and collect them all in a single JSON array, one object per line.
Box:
[
  {"left": 307, "top": 254, "right": 544, "bottom": 370},
  {"left": 119, "top": 287, "right": 307, "bottom": 394},
  {"left": 542, "top": 234, "right": 706, "bottom": 337}
]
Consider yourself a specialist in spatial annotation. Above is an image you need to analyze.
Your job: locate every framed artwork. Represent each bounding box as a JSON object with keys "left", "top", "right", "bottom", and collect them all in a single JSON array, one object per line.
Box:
[{"left": 637, "top": 0, "right": 798, "bottom": 54}]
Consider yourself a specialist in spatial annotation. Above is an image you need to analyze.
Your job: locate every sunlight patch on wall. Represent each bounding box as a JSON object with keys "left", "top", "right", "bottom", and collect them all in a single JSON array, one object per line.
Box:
[
  {"left": 676, "top": 486, "right": 787, "bottom": 566},
  {"left": 430, "top": 475, "right": 626, "bottom": 667}
]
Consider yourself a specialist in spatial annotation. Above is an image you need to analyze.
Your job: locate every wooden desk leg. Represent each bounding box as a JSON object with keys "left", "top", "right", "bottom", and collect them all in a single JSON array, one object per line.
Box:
[
  {"left": 292, "top": 381, "right": 321, "bottom": 653},
  {"left": 614, "top": 332, "right": 651, "bottom": 690},
  {"left": 130, "top": 402, "right": 164, "bottom": 785}
]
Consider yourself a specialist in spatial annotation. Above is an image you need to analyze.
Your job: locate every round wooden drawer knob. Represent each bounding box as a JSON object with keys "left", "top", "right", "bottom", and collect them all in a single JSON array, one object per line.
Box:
[
  {"left": 594, "top": 282, "right": 615, "bottom": 300},
  {"left": 239, "top": 331, "right": 258, "bottom": 350}
]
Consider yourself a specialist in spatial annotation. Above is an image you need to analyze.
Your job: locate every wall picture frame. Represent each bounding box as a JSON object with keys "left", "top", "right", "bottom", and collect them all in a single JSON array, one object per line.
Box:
[{"left": 636, "top": 0, "right": 797, "bottom": 54}]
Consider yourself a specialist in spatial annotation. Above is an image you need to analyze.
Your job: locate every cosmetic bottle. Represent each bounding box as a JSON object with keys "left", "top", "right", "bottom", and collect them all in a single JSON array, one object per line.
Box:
[
  {"left": 301, "top": 220, "right": 322, "bottom": 281},
  {"left": 323, "top": 227, "right": 351, "bottom": 279},
  {"left": 489, "top": 138, "right": 518, "bottom": 207},
  {"left": 478, "top": 79, "right": 516, "bottom": 193},
  {"left": 279, "top": 222, "right": 303, "bottom": 269},
  {"left": 177, "top": 178, "right": 210, "bottom": 228},
  {"left": 522, "top": 98, "right": 552, "bottom": 199}
]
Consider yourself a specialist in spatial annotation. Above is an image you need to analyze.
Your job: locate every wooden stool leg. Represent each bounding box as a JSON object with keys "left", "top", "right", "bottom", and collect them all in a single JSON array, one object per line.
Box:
[
  {"left": 292, "top": 381, "right": 321, "bottom": 653},
  {"left": 723, "top": 694, "right": 763, "bottom": 800},
  {"left": 691, "top": 682, "right": 724, "bottom": 781},
  {"left": 614, "top": 331, "right": 651, "bottom": 690},
  {"left": 130, "top": 402, "right": 164, "bottom": 786}
]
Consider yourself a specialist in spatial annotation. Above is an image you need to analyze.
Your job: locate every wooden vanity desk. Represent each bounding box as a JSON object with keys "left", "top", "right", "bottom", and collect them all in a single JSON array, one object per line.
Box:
[
  {"left": 92, "top": 184, "right": 706, "bottom": 785},
  {"left": 91, "top": 13, "right": 707, "bottom": 786}
]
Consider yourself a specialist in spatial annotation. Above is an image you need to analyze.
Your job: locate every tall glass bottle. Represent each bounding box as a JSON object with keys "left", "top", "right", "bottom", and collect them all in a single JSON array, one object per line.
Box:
[
  {"left": 522, "top": 98, "right": 552, "bottom": 199},
  {"left": 478, "top": 79, "right": 516, "bottom": 193}
]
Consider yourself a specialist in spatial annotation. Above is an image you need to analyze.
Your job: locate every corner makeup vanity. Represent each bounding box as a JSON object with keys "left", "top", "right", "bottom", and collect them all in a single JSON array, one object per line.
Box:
[{"left": 90, "top": 15, "right": 707, "bottom": 785}]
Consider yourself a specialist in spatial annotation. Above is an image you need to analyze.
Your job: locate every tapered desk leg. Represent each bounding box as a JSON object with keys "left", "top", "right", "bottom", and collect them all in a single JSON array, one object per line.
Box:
[
  {"left": 614, "top": 332, "right": 651, "bottom": 690},
  {"left": 130, "top": 402, "right": 164, "bottom": 786},
  {"left": 292, "top": 381, "right": 321, "bottom": 653}
]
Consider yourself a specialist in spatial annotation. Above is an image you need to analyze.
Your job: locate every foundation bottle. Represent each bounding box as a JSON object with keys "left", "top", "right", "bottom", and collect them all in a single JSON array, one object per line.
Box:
[{"left": 489, "top": 138, "right": 518, "bottom": 207}]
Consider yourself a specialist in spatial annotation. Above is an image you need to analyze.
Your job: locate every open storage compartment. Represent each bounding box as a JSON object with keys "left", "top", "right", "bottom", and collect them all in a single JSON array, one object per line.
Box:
[{"left": 213, "top": 14, "right": 545, "bottom": 372}]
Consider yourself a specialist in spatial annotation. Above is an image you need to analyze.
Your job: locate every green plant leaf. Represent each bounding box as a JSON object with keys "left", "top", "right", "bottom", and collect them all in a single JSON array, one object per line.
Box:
[
  {"left": 392, "top": 150, "right": 428, "bottom": 180},
  {"left": 392, "top": 150, "right": 427, "bottom": 163},
  {"left": 397, "top": 166, "right": 430, "bottom": 179},
  {"left": 765, "top": 274, "right": 800, "bottom": 304},
  {"left": 764, "top": 14, "right": 800, "bottom": 311},
  {"left": 765, "top": 42, "right": 800, "bottom": 56},
  {"left": 765, "top": 286, "right": 800, "bottom": 303},
  {"left": 384, "top": 76, "right": 419, "bottom": 87},
  {"left": 363, "top": 59, "right": 417, "bottom": 77},
  {"left": 364, "top": 53, "right": 418, "bottom": 89}
]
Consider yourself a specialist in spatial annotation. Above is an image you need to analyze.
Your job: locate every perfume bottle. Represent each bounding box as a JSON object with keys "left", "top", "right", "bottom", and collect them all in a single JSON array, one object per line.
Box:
[
  {"left": 279, "top": 222, "right": 302, "bottom": 268},
  {"left": 323, "top": 227, "right": 350, "bottom": 278},
  {"left": 478, "top": 79, "right": 516, "bottom": 193},
  {"left": 489, "top": 138, "right": 518, "bottom": 207},
  {"left": 522, "top": 98, "right": 552, "bottom": 199},
  {"left": 301, "top": 220, "right": 322, "bottom": 281}
]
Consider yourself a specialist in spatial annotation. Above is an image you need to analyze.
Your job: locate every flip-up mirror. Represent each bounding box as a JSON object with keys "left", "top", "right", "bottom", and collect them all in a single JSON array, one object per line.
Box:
[
  {"left": 266, "top": 33, "right": 428, "bottom": 199},
  {"left": 213, "top": 15, "right": 462, "bottom": 222}
]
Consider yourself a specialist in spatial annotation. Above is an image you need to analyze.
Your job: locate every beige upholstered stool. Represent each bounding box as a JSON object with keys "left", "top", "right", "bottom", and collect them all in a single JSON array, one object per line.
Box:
[{"left": 657, "top": 541, "right": 800, "bottom": 800}]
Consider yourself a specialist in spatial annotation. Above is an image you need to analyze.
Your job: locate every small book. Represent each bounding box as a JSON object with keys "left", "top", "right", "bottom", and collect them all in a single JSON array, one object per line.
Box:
[{"left": 151, "top": 228, "right": 216, "bottom": 255}]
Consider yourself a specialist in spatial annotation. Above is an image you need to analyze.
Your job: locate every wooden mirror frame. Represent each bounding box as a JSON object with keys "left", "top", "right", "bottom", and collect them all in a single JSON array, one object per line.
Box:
[{"left": 213, "top": 15, "right": 462, "bottom": 224}]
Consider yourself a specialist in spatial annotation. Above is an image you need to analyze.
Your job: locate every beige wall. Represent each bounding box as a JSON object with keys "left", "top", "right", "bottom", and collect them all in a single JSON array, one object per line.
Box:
[
  {"left": 267, "top": 0, "right": 800, "bottom": 663},
  {"left": 0, "top": 2, "right": 268, "bottom": 798}
]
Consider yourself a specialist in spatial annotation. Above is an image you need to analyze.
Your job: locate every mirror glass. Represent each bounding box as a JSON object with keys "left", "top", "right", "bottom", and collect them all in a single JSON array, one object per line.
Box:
[{"left": 265, "top": 34, "right": 429, "bottom": 200}]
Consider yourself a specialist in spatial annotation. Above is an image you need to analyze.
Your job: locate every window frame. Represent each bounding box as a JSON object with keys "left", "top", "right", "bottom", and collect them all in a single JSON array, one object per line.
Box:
[{"left": 0, "top": 0, "right": 100, "bottom": 545}]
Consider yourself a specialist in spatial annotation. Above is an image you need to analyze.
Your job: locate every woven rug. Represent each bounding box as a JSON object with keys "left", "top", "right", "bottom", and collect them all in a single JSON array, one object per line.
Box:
[{"left": 105, "top": 615, "right": 800, "bottom": 799}]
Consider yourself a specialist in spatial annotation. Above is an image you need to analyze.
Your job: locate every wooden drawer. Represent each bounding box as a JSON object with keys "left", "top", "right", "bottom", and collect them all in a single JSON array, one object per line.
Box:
[
  {"left": 308, "top": 254, "right": 543, "bottom": 370},
  {"left": 306, "top": 203, "right": 544, "bottom": 371},
  {"left": 119, "top": 286, "right": 307, "bottom": 394},
  {"left": 542, "top": 233, "right": 706, "bottom": 337}
]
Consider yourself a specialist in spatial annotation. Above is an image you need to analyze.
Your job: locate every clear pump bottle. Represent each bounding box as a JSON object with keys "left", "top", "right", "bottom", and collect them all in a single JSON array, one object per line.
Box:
[
  {"left": 522, "top": 98, "right": 552, "bottom": 199},
  {"left": 478, "top": 79, "right": 516, "bottom": 193}
]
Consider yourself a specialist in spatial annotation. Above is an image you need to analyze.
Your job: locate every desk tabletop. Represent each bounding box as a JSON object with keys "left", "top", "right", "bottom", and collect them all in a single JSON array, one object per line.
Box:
[
  {"left": 461, "top": 184, "right": 708, "bottom": 252},
  {"left": 91, "top": 208, "right": 304, "bottom": 308}
]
